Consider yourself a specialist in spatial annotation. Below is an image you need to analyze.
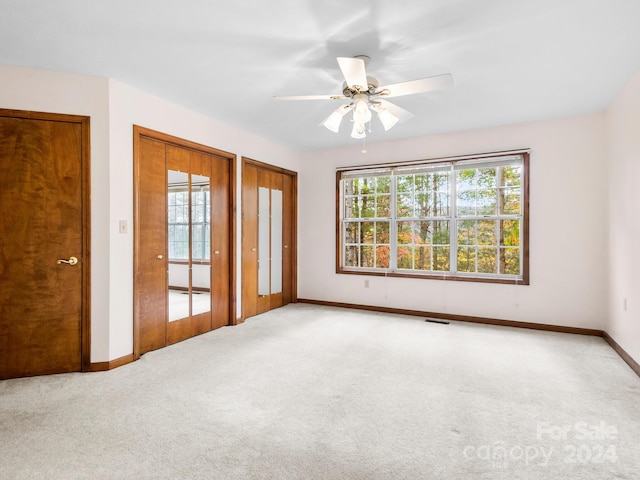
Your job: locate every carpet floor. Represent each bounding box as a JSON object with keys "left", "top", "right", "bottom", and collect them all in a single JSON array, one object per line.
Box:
[{"left": 1, "top": 303, "right": 639, "bottom": 479}]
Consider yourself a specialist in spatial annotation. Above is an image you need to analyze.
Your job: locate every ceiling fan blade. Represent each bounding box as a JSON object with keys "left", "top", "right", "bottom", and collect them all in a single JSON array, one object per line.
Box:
[
  {"left": 337, "top": 57, "right": 369, "bottom": 91},
  {"left": 377, "top": 100, "right": 415, "bottom": 122},
  {"left": 376, "top": 73, "right": 454, "bottom": 98},
  {"left": 274, "top": 94, "right": 346, "bottom": 101}
]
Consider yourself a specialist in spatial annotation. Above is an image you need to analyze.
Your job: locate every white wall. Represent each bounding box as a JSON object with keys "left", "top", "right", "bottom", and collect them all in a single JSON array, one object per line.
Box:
[
  {"left": 605, "top": 70, "right": 640, "bottom": 364},
  {"left": 299, "top": 113, "right": 608, "bottom": 329}
]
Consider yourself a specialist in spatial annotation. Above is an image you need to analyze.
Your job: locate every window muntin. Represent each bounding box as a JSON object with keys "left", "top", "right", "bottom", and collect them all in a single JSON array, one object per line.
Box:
[{"left": 338, "top": 154, "right": 528, "bottom": 283}]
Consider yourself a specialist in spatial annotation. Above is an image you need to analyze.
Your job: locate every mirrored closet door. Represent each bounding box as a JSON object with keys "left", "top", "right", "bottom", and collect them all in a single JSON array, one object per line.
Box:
[
  {"left": 135, "top": 127, "right": 232, "bottom": 356},
  {"left": 242, "top": 158, "right": 297, "bottom": 320}
]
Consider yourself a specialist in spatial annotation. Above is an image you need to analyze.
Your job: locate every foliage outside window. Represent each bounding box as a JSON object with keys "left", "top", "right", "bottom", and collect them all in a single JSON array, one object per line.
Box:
[
  {"left": 168, "top": 187, "right": 211, "bottom": 261},
  {"left": 337, "top": 152, "right": 529, "bottom": 284}
]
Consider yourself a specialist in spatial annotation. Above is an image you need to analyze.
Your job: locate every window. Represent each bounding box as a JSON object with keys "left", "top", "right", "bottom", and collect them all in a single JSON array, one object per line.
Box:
[
  {"left": 168, "top": 187, "right": 210, "bottom": 261},
  {"left": 337, "top": 152, "right": 529, "bottom": 284}
]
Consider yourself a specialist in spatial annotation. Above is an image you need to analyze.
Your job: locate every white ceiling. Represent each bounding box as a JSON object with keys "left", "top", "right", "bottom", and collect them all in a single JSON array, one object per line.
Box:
[{"left": 2, "top": 0, "right": 640, "bottom": 151}]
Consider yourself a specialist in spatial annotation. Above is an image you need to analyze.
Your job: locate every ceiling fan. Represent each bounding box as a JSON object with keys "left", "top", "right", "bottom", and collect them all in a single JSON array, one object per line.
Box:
[{"left": 275, "top": 55, "right": 453, "bottom": 140}]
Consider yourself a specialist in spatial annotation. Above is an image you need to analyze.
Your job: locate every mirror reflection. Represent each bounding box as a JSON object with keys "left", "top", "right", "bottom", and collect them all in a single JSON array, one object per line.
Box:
[
  {"left": 191, "top": 174, "right": 211, "bottom": 316},
  {"left": 257, "top": 187, "right": 283, "bottom": 296},
  {"left": 167, "top": 170, "right": 212, "bottom": 323},
  {"left": 168, "top": 170, "right": 190, "bottom": 322},
  {"left": 258, "top": 187, "right": 270, "bottom": 296}
]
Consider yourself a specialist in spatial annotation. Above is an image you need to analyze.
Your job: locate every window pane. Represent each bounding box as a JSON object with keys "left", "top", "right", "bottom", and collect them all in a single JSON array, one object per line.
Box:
[
  {"left": 414, "top": 221, "right": 430, "bottom": 244},
  {"left": 477, "top": 190, "right": 497, "bottom": 215},
  {"left": 397, "top": 246, "right": 414, "bottom": 269},
  {"left": 478, "top": 168, "right": 496, "bottom": 188},
  {"left": 361, "top": 246, "right": 374, "bottom": 268},
  {"left": 503, "top": 166, "right": 521, "bottom": 186},
  {"left": 344, "top": 196, "right": 359, "bottom": 218},
  {"left": 376, "top": 195, "right": 391, "bottom": 217},
  {"left": 457, "top": 246, "right": 476, "bottom": 272},
  {"left": 434, "top": 192, "right": 450, "bottom": 217},
  {"left": 501, "top": 187, "right": 521, "bottom": 214},
  {"left": 344, "top": 179, "right": 358, "bottom": 195},
  {"left": 345, "top": 246, "right": 359, "bottom": 267},
  {"left": 397, "top": 221, "right": 413, "bottom": 244},
  {"left": 478, "top": 247, "right": 497, "bottom": 274},
  {"left": 478, "top": 220, "right": 497, "bottom": 246},
  {"left": 359, "top": 178, "right": 374, "bottom": 195},
  {"left": 360, "top": 195, "right": 376, "bottom": 217},
  {"left": 397, "top": 175, "right": 413, "bottom": 193},
  {"left": 500, "top": 247, "right": 520, "bottom": 275},
  {"left": 433, "top": 247, "right": 450, "bottom": 271},
  {"left": 192, "top": 205, "right": 203, "bottom": 223},
  {"left": 192, "top": 224, "right": 203, "bottom": 259},
  {"left": 397, "top": 193, "right": 413, "bottom": 217},
  {"left": 413, "top": 246, "right": 431, "bottom": 271},
  {"left": 458, "top": 220, "right": 477, "bottom": 245},
  {"left": 376, "top": 246, "right": 390, "bottom": 268},
  {"left": 376, "top": 222, "right": 390, "bottom": 244},
  {"left": 204, "top": 227, "right": 210, "bottom": 260},
  {"left": 456, "top": 169, "right": 475, "bottom": 191},
  {"left": 345, "top": 222, "right": 359, "bottom": 244},
  {"left": 456, "top": 189, "right": 476, "bottom": 216},
  {"left": 376, "top": 177, "right": 391, "bottom": 194},
  {"left": 501, "top": 220, "right": 520, "bottom": 246},
  {"left": 433, "top": 221, "right": 450, "bottom": 245},
  {"left": 361, "top": 222, "right": 374, "bottom": 244}
]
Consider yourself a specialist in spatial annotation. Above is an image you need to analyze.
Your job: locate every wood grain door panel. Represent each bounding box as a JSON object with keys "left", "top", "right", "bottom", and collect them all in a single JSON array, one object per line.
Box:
[
  {"left": 0, "top": 113, "right": 88, "bottom": 379},
  {"left": 241, "top": 164, "right": 258, "bottom": 319},
  {"left": 136, "top": 137, "right": 168, "bottom": 354},
  {"left": 210, "top": 153, "right": 230, "bottom": 330}
]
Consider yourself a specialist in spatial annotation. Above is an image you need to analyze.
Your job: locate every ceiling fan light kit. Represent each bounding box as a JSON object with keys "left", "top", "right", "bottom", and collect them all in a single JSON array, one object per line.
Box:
[{"left": 276, "top": 56, "right": 453, "bottom": 142}]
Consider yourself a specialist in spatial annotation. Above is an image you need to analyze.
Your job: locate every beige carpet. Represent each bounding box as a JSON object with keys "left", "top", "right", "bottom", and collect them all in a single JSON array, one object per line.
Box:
[{"left": 1, "top": 303, "right": 639, "bottom": 479}]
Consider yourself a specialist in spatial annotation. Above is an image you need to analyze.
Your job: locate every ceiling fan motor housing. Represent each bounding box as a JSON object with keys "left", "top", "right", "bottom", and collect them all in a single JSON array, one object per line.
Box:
[{"left": 342, "top": 76, "right": 380, "bottom": 98}]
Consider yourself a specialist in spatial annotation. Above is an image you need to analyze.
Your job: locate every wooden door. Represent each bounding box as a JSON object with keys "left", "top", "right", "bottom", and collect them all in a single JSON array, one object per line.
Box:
[
  {"left": 282, "top": 173, "right": 295, "bottom": 306},
  {"left": 134, "top": 126, "right": 234, "bottom": 357},
  {"left": 210, "top": 153, "right": 231, "bottom": 330},
  {"left": 135, "top": 137, "right": 168, "bottom": 354},
  {"left": 241, "top": 163, "right": 259, "bottom": 319},
  {"left": 0, "top": 110, "right": 90, "bottom": 379},
  {"left": 241, "top": 158, "right": 297, "bottom": 321}
]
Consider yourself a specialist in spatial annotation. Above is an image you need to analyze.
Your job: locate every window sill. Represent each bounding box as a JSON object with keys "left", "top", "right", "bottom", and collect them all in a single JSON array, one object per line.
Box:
[{"left": 337, "top": 267, "right": 528, "bottom": 285}]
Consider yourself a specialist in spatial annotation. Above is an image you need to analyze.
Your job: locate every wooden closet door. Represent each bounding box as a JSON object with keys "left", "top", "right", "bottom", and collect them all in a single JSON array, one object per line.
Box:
[
  {"left": 135, "top": 137, "right": 168, "bottom": 355},
  {"left": 210, "top": 153, "right": 231, "bottom": 330},
  {"left": 135, "top": 127, "right": 233, "bottom": 357},
  {"left": 241, "top": 159, "right": 297, "bottom": 321},
  {"left": 241, "top": 163, "right": 258, "bottom": 319},
  {"left": 0, "top": 113, "right": 89, "bottom": 379},
  {"left": 282, "top": 173, "right": 294, "bottom": 306}
]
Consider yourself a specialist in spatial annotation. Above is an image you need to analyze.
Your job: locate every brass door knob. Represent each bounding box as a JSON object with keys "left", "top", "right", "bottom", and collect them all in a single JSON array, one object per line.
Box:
[{"left": 57, "top": 256, "right": 78, "bottom": 265}]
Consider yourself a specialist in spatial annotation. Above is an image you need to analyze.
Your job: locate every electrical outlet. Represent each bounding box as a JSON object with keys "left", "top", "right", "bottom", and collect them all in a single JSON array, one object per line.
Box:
[
  {"left": 119, "top": 220, "right": 128, "bottom": 234},
  {"left": 364, "top": 279, "right": 370, "bottom": 288}
]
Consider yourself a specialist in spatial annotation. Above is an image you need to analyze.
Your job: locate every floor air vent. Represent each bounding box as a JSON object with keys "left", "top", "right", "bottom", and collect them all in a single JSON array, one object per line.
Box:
[{"left": 425, "top": 318, "right": 450, "bottom": 325}]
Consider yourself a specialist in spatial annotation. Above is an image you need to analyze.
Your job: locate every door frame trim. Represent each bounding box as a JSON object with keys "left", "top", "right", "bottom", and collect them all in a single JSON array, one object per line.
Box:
[
  {"left": 0, "top": 108, "right": 92, "bottom": 372},
  {"left": 132, "top": 125, "right": 237, "bottom": 359}
]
